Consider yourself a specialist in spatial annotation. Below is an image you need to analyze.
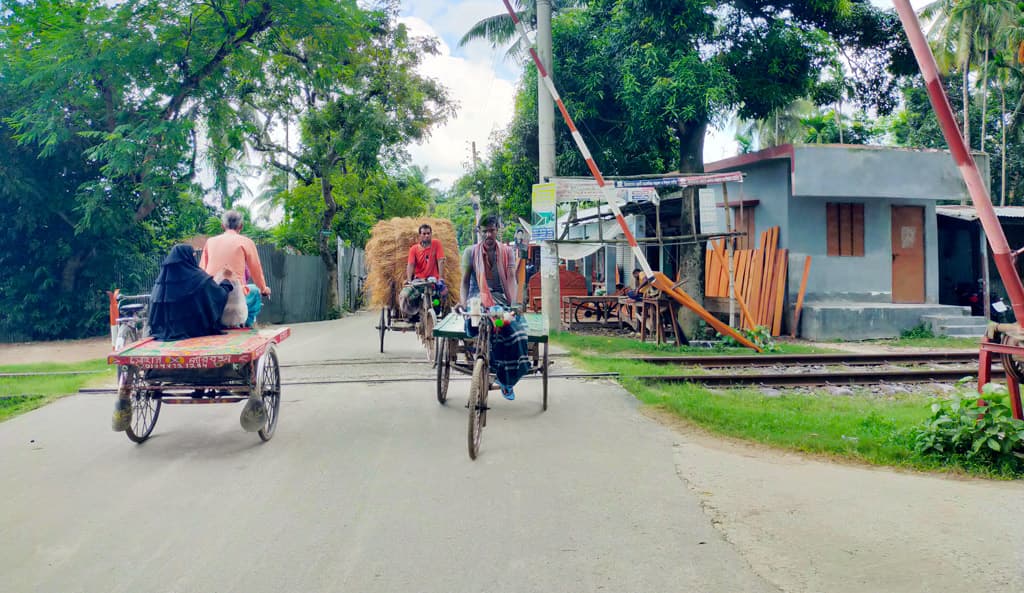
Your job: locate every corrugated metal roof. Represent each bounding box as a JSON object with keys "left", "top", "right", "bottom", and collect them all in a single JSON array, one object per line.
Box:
[{"left": 936, "top": 205, "right": 1024, "bottom": 221}]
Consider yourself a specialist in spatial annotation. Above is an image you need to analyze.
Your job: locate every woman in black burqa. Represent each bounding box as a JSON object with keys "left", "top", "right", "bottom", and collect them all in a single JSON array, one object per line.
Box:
[{"left": 149, "top": 244, "right": 232, "bottom": 341}]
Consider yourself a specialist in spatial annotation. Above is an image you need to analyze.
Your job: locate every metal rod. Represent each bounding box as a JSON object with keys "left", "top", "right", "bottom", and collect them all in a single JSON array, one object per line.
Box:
[{"left": 499, "top": 0, "right": 759, "bottom": 352}]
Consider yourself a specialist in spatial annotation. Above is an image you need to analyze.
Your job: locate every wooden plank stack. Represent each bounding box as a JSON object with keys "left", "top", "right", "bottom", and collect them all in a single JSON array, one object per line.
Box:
[{"left": 704, "top": 226, "right": 788, "bottom": 336}]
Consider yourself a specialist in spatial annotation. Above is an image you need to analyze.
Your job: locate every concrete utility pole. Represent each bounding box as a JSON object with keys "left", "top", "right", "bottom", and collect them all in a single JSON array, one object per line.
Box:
[
  {"left": 470, "top": 141, "right": 482, "bottom": 242},
  {"left": 537, "top": 0, "right": 560, "bottom": 331}
]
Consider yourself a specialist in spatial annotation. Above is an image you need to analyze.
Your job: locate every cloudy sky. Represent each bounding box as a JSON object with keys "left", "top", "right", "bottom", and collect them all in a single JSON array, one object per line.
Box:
[{"left": 401, "top": 0, "right": 933, "bottom": 189}]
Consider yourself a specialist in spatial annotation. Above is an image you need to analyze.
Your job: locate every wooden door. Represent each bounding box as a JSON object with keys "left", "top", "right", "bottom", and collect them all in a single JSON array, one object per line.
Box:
[
  {"left": 732, "top": 207, "right": 755, "bottom": 250},
  {"left": 891, "top": 206, "right": 925, "bottom": 303}
]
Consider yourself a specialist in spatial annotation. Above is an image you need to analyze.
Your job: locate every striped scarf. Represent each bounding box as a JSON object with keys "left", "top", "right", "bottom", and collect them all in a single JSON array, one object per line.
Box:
[{"left": 473, "top": 242, "right": 518, "bottom": 307}]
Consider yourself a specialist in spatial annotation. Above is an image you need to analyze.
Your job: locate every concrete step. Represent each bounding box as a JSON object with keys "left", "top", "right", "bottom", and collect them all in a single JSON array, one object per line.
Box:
[
  {"left": 921, "top": 314, "right": 988, "bottom": 329},
  {"left": 937, "top": 325, "right": 986, "bottom": 338}
]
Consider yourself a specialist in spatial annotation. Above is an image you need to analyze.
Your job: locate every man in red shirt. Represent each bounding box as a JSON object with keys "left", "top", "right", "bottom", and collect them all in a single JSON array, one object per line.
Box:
[
  {"left": 406, "top": 224, "right": 445, "bottom": 282},
  {"left": 400, "top": 224, "right": 446, "bottom": 320}
]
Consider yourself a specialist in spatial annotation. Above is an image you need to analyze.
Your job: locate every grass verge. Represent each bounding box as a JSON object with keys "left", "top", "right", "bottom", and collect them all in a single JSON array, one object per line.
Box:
[
  {"left": 555, "top": 333, "right": 1019, "bottom": 478},
  {"left": 0, "top": 359, "right": 113, "bottom": 422},
  {"left": 873, "top": 336, "right": 982, "bottom": 349}
]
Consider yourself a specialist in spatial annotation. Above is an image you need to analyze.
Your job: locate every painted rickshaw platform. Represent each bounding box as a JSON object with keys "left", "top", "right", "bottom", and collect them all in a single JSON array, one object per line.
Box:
[
  {"left": 433, "top": 312, "right": 548, "bottom": 342},
  {"left": 108, "top": 327, "right": 291, "bottom": 369}
]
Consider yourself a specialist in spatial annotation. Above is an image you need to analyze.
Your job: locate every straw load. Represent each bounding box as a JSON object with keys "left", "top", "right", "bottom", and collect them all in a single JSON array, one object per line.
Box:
[{"left": 364, "top": 217, "right": 462, "bottom": 308}]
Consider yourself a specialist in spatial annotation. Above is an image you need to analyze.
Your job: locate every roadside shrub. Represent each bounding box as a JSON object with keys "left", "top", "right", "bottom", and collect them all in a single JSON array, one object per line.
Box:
[
  {"left": 720, "top": 325, "right": 778, "bottom": 352},
  {"left": 900, "top": 323, "right": 935, "bottom": 339},
  {"left": 912, "top": 383, "right": 1024, "bottom": 470}
]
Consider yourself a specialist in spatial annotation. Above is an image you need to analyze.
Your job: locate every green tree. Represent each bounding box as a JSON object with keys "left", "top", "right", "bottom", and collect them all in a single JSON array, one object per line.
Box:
[
  {"left": 239, "top": 4, "right": 453, "bottom": 305},
  {"left": 460, "top": 0, "right": 909, "bottom": 335},
  {"left": 0, "top": 0, "right": 388, "bottom": 337}
]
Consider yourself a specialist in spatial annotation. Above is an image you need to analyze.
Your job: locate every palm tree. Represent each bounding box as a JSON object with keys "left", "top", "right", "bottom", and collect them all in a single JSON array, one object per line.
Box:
[
  {"left": 250, "top": 169, "right": 291, "bottom": 223},
  {"left": 956, "top": 0, "right": 1016, "bottom": 152},
  {"left": 921, "top": 0, "right": 979, "bottom": 148},
  {"left": 734, "top": 98, "right": 815, "bottom": 151},
  {"left": 921, "top": 0, "right": 1017, "bottom": 151},
  {"left": 457, "top": 0, "right": 587, "bottom": 60}
]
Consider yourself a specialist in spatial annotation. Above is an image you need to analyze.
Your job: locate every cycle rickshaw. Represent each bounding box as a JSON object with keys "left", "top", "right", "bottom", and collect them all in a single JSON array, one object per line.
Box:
[
  {"left": 433, "top": 305, "right": 550, "bottom": 460},
  {"left": 108, "top": 328, "right": 290, "bottom": 443},
  {"left": 375, "top": 277, "right": 448, "bottom": 359},
  {"left": 106, "top": 290, "right": 290, "bottom": 442}
]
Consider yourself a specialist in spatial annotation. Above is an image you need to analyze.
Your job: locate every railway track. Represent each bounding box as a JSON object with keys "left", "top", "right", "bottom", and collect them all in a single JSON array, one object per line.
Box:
[
  {"left": 630, "top": 351, "right": 998, "bottom": 388},
  {"left": 631, "top": 351, "right": 980, "bottom": 367}
]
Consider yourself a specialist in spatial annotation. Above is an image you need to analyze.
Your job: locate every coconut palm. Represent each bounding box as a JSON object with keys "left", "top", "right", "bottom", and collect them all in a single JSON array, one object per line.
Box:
[
  {"left": 734, "top": 98, "right": 815, "bottom": 151},
  {"left": 921, "top": 0, "right": 1018, "bottom": 151},
  {"left": 921, "top": 0, "right": 979, "bottom": 147},
  {"left": 457, "top": 0, "right": 587, "bottom": 61}
]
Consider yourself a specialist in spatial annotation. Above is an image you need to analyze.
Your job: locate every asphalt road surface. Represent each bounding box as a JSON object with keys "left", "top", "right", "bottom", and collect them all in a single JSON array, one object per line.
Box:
[{"left": 0, "top": 313, "right": 778, "bottom": 593}]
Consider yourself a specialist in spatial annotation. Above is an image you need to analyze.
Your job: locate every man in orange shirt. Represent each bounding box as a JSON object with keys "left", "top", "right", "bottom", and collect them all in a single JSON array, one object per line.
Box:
[
  {"left": 400, "top": 224, "right": 446, "bottom": 320},
  {"left": 200, "top": 210, "right": 273, "bottom": 432},
  {"left": 200, "top": 210, "right": 272, "bottom": 329}
]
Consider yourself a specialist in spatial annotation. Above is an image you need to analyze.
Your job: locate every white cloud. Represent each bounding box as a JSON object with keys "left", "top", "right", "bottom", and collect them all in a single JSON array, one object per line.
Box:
[
  {"left": 401, "top": 15, "right": 516, "bottom": 189},
  {"left": 404, "top": 0, "right": 935, "bottom": 185}
]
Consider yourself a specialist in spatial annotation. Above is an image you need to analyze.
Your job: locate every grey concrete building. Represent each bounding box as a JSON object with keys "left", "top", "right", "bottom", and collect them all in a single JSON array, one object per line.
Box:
[{"left": 703, "top": 144, "right": 991, "bottom": 340}]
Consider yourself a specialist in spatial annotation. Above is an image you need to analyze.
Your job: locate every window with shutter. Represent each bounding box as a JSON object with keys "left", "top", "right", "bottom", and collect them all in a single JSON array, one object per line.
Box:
[{"left": 826, "top": 203, "right": 865, "bottom": 257}]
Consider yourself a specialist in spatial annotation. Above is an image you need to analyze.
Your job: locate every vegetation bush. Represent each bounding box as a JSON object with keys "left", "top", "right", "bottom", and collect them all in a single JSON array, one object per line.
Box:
[
  {"left": 720, "top": 325, "right": 778, "bottom": 352},
  {"left": 912, "top": 383, "right": 1024, "bottom": 472},
  {"left": 900, "top": 323, "right": 935, "bottom": 340}
]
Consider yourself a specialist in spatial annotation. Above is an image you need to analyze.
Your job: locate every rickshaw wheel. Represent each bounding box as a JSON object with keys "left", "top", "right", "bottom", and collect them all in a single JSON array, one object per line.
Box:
[
  {"left": 467, "top": 357, "right": 487, "bottom": 460},
  {"left": 123, "top": 367, "right": 161, "bottom": 443},
  {"left": 378, "top": 307, "right": 386, "bottom": 353},
  {"left": 257, "top": 345, "right": 281, "bottom": 442},
  {"left": 423, "top": 308, "right": 436, "bottom": 362},
  {"left": 436, "top": 338, "right": 450, "bottom": 404}
]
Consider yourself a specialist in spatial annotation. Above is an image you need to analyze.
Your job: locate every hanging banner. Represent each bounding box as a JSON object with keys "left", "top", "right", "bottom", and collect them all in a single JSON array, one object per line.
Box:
[{"left": 531, "top": 182, "right": 557, "bottom": 241}]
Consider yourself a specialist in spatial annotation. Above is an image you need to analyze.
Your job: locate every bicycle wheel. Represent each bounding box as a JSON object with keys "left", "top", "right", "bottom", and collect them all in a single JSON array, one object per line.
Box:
[
  {"left": 257, "top": 345, "right": 281, "bottom": 442},
  {"left": 436, "top": 338, "right": 450, "bottom": 404},
  {"left": 123, "top": 367, "right": 161, "bottom": 444},
  {"left": 114, "top": 323, "right": 138, "bottom": 351},
  {"left": 467, "top": 357, "right": 487, "bottom": 460},
  {"left": 378, "top": 307, "right": 386, "bottom": 353},
  {"left": 573, "top": 303, "right": 600, "bottom": 324}
]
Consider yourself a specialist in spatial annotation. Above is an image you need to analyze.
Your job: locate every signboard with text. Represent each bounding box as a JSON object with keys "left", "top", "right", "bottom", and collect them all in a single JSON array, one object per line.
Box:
[{"left": 531, "top": 182, "right": 556, "bottom": 241}]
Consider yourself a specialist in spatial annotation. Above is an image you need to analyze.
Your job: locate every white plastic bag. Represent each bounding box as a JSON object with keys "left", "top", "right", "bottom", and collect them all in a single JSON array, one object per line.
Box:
[{"left": 220, "top": 279, "right": 248, "bottom": 327}]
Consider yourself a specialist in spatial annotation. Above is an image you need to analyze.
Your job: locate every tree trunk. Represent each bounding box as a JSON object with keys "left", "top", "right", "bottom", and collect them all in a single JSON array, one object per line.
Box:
[
  {"left": 835, "top": 101, "right": 843, "bottom": 144},
  {"left": 60, "top": 253, "right": 85, "bottom": 294},
  {"left": 676, "top": 119, "right": 708, "bottom": 339},
  {"left": 963, "top": 64, "right": 971, "bottom": 150},
  {"left": 318, "top": 175, "right": 340, "bottom": 311},
  {"left": 1001, "top": 79, "right": 1007, "bottom": 206},
  {"left": 981, "top": 38, "right": 988, "bottom": 154}
]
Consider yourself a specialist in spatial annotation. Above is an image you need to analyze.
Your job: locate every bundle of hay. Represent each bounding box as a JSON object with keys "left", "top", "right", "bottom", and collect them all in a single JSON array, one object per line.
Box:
[{"left": 364, "top": 217, "right": 462, "bottom": 308}]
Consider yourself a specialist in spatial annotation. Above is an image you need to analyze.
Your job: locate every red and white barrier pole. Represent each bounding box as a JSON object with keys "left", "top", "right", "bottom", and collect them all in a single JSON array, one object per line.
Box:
[
  {"left": 500, "top": 0, "right": 760, "bottom": 350},
  {"left": 106, "top": 289, "right": 119, "bottom": 349},
  {"left": 892, "top": 0, "right": 1024, "bottom": 324},
  {"left": 500, "top": 0, "right": 650, "bottom": 278}
]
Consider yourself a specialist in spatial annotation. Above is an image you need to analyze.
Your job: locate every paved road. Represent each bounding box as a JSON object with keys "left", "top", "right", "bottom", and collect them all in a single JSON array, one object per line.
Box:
[{"left": 0, "top": 313, "right": 777, "bottom": 593}]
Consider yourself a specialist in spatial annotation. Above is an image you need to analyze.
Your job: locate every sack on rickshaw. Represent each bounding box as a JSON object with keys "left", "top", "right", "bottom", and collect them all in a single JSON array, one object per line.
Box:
[{"left": 219, "top": 277, "right": 248, "bottom": 327}]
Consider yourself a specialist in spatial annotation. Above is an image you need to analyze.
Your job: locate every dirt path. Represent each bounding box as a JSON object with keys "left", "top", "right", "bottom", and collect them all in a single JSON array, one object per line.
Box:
[{"left": 0, "top": 336, "right": 111, "bottom": 366}]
